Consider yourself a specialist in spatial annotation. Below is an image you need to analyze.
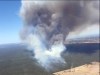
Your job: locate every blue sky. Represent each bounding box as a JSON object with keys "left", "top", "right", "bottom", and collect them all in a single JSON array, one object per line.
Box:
[{"left": 0, "top": 1, "right": 22, "bottom": 44}]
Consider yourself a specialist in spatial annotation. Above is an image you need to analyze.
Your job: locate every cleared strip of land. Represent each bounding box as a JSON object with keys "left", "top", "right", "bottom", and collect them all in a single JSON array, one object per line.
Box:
[{"left": 53, "top": 62, "right": 99, "bottom": 75}]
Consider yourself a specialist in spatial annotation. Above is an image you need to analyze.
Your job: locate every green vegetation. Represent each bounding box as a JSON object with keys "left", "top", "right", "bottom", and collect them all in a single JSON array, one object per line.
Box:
[{"left": 0, "top": 44, "right": 99, "bottom": 75}]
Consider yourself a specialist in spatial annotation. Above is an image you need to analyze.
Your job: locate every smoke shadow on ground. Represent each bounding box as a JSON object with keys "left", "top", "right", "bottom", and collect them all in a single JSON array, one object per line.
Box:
[
  {"left": 60, "top": 49, "right": 99, "bottom": 74},
  {"left": 65, "top": 43, "right": 99, "bottom": 54},
  {"left": 57, "top": 43, "right": 100, "bottom": 73}
]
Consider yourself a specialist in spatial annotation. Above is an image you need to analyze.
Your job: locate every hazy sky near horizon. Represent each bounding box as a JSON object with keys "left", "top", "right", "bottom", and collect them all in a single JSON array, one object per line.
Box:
[
  {"left": 0, "top": 1, "right": 99, "bottom": 44},
  {"left": 0, "top": 1, "right": 22, "bottom": 44}
]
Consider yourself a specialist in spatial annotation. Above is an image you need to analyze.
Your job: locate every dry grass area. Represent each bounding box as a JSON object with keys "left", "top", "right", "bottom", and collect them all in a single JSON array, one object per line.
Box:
[{"left": 53, "top": 62, "right": 99, "bottom": 75}]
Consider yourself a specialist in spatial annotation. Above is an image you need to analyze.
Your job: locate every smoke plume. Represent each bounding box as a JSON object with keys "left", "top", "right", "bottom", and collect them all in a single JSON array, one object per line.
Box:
[{"left": 20, "top": 0, "right": 99, "bottom": 71}]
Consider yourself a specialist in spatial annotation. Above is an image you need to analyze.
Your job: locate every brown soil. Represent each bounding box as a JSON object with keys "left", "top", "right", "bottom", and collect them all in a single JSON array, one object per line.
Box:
[{"left": 53, "top": 62, "right": 99, "bottom": 75}]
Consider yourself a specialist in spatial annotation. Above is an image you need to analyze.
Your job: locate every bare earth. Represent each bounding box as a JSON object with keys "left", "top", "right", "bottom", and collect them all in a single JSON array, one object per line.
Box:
[{"left": 53, "top": 62, "right": 99, "bottom": 75}]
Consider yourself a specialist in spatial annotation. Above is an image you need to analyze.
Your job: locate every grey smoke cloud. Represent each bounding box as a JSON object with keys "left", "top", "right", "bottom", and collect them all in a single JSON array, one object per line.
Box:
[
  {"left": 19, "top": 0, "right": 99, "bottom": 71},
  {"left": 20, "top": 0, "right": 99, "bottom": 47}
]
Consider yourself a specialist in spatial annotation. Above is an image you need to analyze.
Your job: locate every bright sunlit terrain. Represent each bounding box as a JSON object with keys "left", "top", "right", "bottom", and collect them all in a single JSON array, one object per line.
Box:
[{"left": 67, "top": 25, "right": 99, "bottom": 39}]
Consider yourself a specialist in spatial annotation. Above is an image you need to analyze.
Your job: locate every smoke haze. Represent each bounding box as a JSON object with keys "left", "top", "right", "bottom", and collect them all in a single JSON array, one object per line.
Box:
[{"left": 20, "top": 0, "right": 99, "bottom": 71}]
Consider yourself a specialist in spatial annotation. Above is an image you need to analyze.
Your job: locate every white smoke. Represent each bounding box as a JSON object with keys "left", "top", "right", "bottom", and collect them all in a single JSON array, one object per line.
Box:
[
  {"left": 26, "top": 29, "right": 66, "bottom": 71},
  {"left": 20, "top": 0, "right": 99, "bottom": 71}
]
